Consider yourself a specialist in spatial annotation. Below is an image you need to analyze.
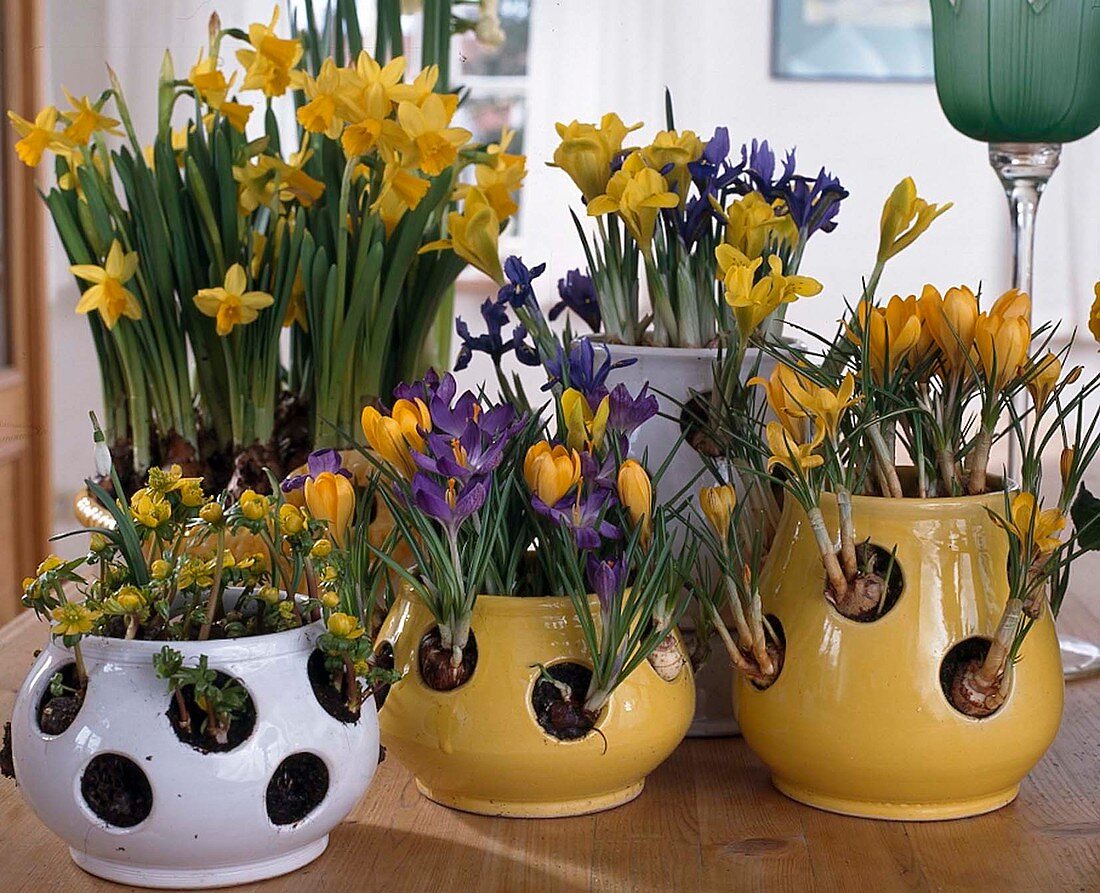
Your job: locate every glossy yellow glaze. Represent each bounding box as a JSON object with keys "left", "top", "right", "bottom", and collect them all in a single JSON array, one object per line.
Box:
[
  {"left": 377, "top": 587, "right": 695, "bottom": 817},
  {"left": 736, "top": 488, "right": 1064, "bottom": 820}
]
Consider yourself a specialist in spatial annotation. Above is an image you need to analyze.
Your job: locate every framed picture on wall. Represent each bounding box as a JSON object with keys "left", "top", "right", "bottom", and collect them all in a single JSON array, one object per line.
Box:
[{"left": 771, "top": 0, "right": 933, "bottom": 82}]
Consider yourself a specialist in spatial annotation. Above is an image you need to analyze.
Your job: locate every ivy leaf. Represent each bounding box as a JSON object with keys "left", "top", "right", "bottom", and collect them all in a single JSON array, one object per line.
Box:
[{"left": 1071, "top": 485, "right": 1100, "bottom": 552}]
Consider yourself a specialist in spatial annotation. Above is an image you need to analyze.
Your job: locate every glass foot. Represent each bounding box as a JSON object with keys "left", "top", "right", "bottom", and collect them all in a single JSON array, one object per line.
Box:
[{"left": 1060, "top": 634, "right": 1100, "bottom": 681}]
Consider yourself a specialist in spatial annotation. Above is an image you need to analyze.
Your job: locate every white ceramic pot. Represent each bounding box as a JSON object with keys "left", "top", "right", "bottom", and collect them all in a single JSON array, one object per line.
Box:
[
  {"left": 10, "top": 614, "right": 380, "bottom": 888},
  {"left": 606, "top": 344, "right": 777, "bottom": 738}
]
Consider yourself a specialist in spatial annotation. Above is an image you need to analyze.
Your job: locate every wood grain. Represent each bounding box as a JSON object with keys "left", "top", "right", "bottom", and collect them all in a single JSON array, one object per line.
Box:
[{"left": 0, "top": 591, "right": 1097, "bottom": 892}]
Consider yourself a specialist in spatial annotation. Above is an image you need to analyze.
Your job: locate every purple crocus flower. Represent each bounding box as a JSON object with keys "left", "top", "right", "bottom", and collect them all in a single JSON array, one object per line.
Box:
[
  {"left": 607, "top": 382, "right": 659, "bottom": 436},
  {"left": 428, "top": 383, "right": 480, "bottom": 437},
  {"left": 393, "top": 369, "right": 452, "bottom": 405},
  {"left": 414, "top": 406, "right": 521, "bottom": 483},
  {"left": 281, "top": 448, "right": 353, "bottom": 492},
  {"left": 549, "top": 269, "right": 601, "bottom": 333},
  {"left": 496, "top": 256, "right": 547, "bottom": 311},
  {"left": 580, "top": 449, "right": 618, "bottom": 493},
  {"left": 455, "top": 298, "right": 538, "bottom": 371},
  {"left": 533, "top": 485, "right": 619, "bottom": 550},
  {"left": 542, "top": 338, "right": 635, "bottom": 407},
  {"left": 411, "top": 472, "right": 487, "bottom": 535},
  {"left": 586, "top": 553, "right": 626, "bottom": 614}
]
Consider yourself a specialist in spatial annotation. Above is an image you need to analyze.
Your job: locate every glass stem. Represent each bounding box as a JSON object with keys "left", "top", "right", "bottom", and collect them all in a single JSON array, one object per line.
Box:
[{"left": 987, "top": 142, "right": 1061, "bottom": 481}]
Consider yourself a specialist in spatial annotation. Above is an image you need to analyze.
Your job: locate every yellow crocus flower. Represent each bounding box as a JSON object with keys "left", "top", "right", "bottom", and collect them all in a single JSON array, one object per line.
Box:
[
  {"left": 876, "top": 176, "right": 952, "bottom": 264},
  {"left": 391, "top": 397, "right": 431, "bottom": 451},
  {"left": 561, "top": 388, "right": 610, "bottom": 452},
  {"left": 305, "top": 470, "right": 356, "bottom": 547},
  {"left": 973, "top": 312, "right": 1030, "bottom": 393},
  {"left": 523, "top": 442, "right": 582, "bottom": 505},
  {"left": 362, "top": 406, "right": 419, "bottom": 479},
  {"left": 194, "top": 264, "right": 275, "bottom": 336},
  {"left": 1005, "top": 492, "right": 1065, "bottom": 555},
  {"left": 71, "top": 240, "right": 142, "bottom": 330},
  {"left": 235, "top": 7, "right": 304, "bottom": 98},
  {"left": 748, "top": 362, "right": 812, "bottom": 440},
  {"left": 617, "top": 459, "right": 652, "bottom": 544},
  {"left": 419, "top": 188, "right": 505, "bottom": 284},
  {"left": 397, "top": 93, "right": 472, "bottom": 176},
  {"left": 8, "top": 105, "right": 71, "bottom": 166},
  {"left": 641, "top": 129, "right": 704, "bottom": 205},
  {"left": 849, "top": 298, "right": 922, "bottom": 382},
  {"left": 765, "top": 421, "right": 825, "bottom": 475},
  {"left": 990, "top": 287, "right": 1031, "bottom": 320},
  {"left": 717, "top": 250, "right": 816, "bottom": 338},
  {"left": 51, "top": 602, "right": 100, "bottom": 637},
  {"left": 550, "top": 112, "right": 642, "bottom": 203},
  {"left": 799, "top": 373, "right": 858, "bottom": 439},
  {"left": 923, "top": 284, "right": 979, "bottom": 375},
  {"left": 1027, "top": 351, "right": 1061, "bottom": 410},
  {"left": 1090, "top": 282, "right": 1100, "bottom": 344},
  {"left": 587, "top": 151, "right": 680, "bottom": 253},
  {"left": 699, "top": 484, "right": 736, "bottom": 539}
]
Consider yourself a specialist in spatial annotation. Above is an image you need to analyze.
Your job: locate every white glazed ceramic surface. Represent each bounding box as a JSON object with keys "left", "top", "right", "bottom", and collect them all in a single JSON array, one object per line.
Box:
[
  {"left": 606, "top": 344, "right": 777, "bottom": 738},
  {"left": 11, "top": 620, "right": 380, "bottom": 889}
]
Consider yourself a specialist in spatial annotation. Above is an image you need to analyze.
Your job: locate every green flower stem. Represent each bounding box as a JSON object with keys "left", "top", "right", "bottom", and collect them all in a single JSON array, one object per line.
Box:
[{"left": 198, "top": 528, "right": 226, "bottom": 641}]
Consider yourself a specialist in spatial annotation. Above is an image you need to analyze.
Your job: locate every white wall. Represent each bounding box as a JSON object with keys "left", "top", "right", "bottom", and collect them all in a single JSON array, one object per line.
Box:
[{"left": 40, "top": 0, "right": 1100, "bottom": 513}]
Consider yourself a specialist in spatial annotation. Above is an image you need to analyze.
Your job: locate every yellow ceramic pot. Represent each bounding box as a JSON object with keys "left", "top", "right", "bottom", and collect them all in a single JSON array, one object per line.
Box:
[
  {"left": 736, "top": 486, "right": 1064, "bottom": 821},
  {"left": 377, "top": 586, "right": 695, "bottom": 817}
]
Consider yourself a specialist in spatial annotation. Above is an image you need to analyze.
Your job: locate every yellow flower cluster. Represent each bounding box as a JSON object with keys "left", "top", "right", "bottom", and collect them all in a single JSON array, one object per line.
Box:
[{"left": 716, "top": 247, "right": 822, "bottom": 339}]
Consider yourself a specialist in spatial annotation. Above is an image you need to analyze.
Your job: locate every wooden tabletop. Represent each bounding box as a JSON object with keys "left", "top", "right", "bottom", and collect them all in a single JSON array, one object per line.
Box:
[{"left": 1, "top": 596, "right": 1097, "bottom": 893}]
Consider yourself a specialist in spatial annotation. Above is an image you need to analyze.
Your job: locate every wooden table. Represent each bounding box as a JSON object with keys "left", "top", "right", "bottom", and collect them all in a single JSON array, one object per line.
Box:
[{"left": 1, "top": 598, "right": 1097, "bottom": 893}]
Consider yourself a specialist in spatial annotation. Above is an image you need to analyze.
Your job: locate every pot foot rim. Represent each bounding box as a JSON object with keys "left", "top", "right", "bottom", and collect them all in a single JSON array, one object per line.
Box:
[
  {"left": 772, "top": 777, "right": 1021, "bottom": 821},
  {"left": 686, "top": 717, "right": 741, "bottom": 738},
  {"left": 415, "top": 779, "right": 645, "bottom": 818},
  {"left": 69, "top": 835, "right": 329, "bottom": 889}
]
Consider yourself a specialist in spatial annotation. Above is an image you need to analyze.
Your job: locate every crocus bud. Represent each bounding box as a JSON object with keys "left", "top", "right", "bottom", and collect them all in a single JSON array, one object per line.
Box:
[
  {"left": 1060, "top": 448, "right": 1075, "bottom": 490},
  {"left": 617, "top": 459, "right": 652, "bottom": 543},
  {"left": 523, "top": 441, "right": 581, "bottom": 505},
  {"left": 305, "top": 471, "right": 355, "bottom": 547},
  {"left": 700, "top": 484, "right": 736, "bottom": 539}
]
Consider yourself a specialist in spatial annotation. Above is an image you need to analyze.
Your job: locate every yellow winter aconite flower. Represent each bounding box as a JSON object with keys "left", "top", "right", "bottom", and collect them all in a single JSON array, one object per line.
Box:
[
  {"left": 311, "top": 538, "right": 333, "bottom": 559},
  {"left": 551, "top": 112, "right": 642, "bottom": 203},
  {"left": 617, "top": 459, "right": 652, "bottom": 543},
  {"left": 561, "top": 388, "right": 610, "bottom": 452},
  {"left": 7, "top": 105, "right": 70, "bottom": 166},
  {"left": 305, "top": 470, "right": 355, "bottom": 547},
  {"left": 113, "top": 585, "right": 146, "bottom": 614},
  {"left": 587, "top": 151, "right": 680, "bottom": 252},
  {"left": 150, "top": 559, "right": 172, "bottom": 581},
  {"left": 327, "top": 612, "right": 364, "bottom": 639},
  {"left": 398, "top": 93, "right": 472, "bottom": 176},
  {"left": 973, "top": 312, "right": 1030, "bottom": 393},
  {"left": 194, "top": 264, "right": 275, "bottom": 335},
  {"left": 876, "top": 176, "right": 952, "bottom": 264},
  {"left": 765, "top": 421, "right": 825, "bottom": 475},
  {"left": 236, "top": 7, "right": 303, "bottom": 98},
  {"left": 699, "top": 484, "right": 736, "bottom": 539},
  {"left": 238, "top": 489, "right": 270, "bottom": 521},
  {"left": 130, "top": 488, "right": 171, "bottom": 528},
  {"left": 70, "top": 240, "right": 142, "bottom": 330},
  {"left": 279, "top": 502, "right": 305, "bottom": 535},
  {"left": 1027, "top": 352, "right": 1062, "bottom": 410},
  {"left": 199, "top": 502, "right": 224, "bottom": 524},
  {"left": 523, "top": 442, "right": 582, "bottom": 505},
  {"left": 51, "top": 602, "right": 100, "bottom": 637},
  {"left": 420, "top": 188, "right": 505, "bottom": 284},
  {"left": 37, "top": 554, "right": 65, "bottom": 576},
  {"left": 1005, "top": 492, "right": 1066, "bottom": 555}
]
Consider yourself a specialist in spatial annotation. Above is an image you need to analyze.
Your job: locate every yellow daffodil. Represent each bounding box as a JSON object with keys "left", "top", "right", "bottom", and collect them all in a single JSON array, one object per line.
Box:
[
  {"left": 550, "top": 112, "right": 642, "bottom": 202},
  {"left": 617, "top": 459, "right": 652, "bottom": 543},
  {"left": 523, "top": 442, "right": 582, "bottom": 505},
  {"left": 973, "top": 312, "right": 1030, "bottom": 393},
  {"left": 723, "top": 192, "right": 797, "bottom": 261},
  {"left": 238, "top": 489, "right": 270, "bottom": 521},
  {"left": 876, "top": 177, "right": 952, "bottom": 264},
  {"left": 233, "top": 158, "right": 278, "bottom": 213},
  {"left": 699, "top": 484, "right": 736, "bottom": 539},
  {"left": 70, "top": 240, "right": 142, "bottom": 330},
  {"left": 305, "top": 470, "right": 355, "bottom": 547},
  {"left": 765, "top": 421, "right": 825, "bottom": 475},
  {"left": 352, "top": 50, "right": 407, "bottom": 103},
  {"left": 799, "top": 374, "right": 858, "bottom": 438},
  {"left": 194, "top": 264, "right": 275, "bottom": 336},
  {"left": 397, "top": 94, "right": 472, "bottom": 176},
  {"left": 388, "top": 64, "right": 446, "bottom": 106},
  {"left": 849, "top": 297, "right": 922, "bottom": 382},
  {"left": 188, "top": 51, "right": 233, "bottom": 110},
  {"left": 420, "top": 188, "right": 505, "bottom": 284},
  {"left": 1006, "top": 492, "right": 1065, "bottom": 554},
  {"left": 7, "top": 105, "right": 70, "bottom": 166},
  {"left": 370, "top": 154, "right": 431, "bottom": 235},
  {"left": 924, "top": 284, "right": 979, "bottom": 375},
  {"left": 748, "top": 362, "right": 812, "bottom": 440},
  {"left": 279, "top": 502, "right": 305, "bottom": 535},
  {"left": 261, "top": 149, "right": 325, "bottom": 207},
  {"left": 327, "top": 611, "right": 364, "bottom": 639},
  {"left": 587, "top": 151, "right": 680, "bottom": 253},
  {"left": 457, "top": 128, "right": 527, "bottom": 222},
  {"left": 990, "top": 287, "right": 1031, "bottom": 320},
  {"left": 341, "top": 85, "right": 407, "bottom": 158},
  {"left": 641, "top": 129, "right": 704, "bottom": 204},
  {"left": 51, "top": 602, "right": 100, "bottom": 637},
  {"left": 236, "top": 7, "right": 303, "bottom": 98},
  {"left": 60, "top": 88, "right": 121, "bottom": 145},
  {"left": 561, "top": 388, "right": 610, "bottom": 452},
  {"left": 219, "top": 100, "right": 253, "bottom": 132},
  {"left": 130, "top": 488, "right": 171, "bottom": 528},
  {"left": 295, "top": 59, "right": 348, "bottom": 138},
  {"left": 283, "top": 270, "right": 308, "bottom": 330},
  {"left": 1027, "top": 351, "right": 1062, "bottom": 409}
]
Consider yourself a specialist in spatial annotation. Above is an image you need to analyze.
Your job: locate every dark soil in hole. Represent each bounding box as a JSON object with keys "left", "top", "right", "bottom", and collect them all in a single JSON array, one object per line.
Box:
[
  {"left": 1, "top": 722, "right": 14, "bottom": 780},
  {"left": 81, "top": 753, "right": 153, "bottom": 827},
  {"left": 308, "top": 649, "right": 360, "bottom": 724},
  {"left": 941, "top": 637, "right": 1005, "bottom": 718},
  {"left": 37, "top": 663, "right": 84, "bottom": 736},
  {"left": 828, "top": 542, "right": 904, "bottom": 621},
  {"left": 166, "top": 672, "right": 256, "bottom": 753},
  {"left": 372, "top": 641, "right": 395, "bottom": 710},
  {"left": 266, "top": 752, "right": 329, "bottom": 826},
  {"left": 418, "top": 627, "right": 477, "bottom": 691},
  {"left": 680, "top": 391, "right": 724, "bottom": 458},
  {"left": 532, "top": 662, "right": 598, "bottom": 741},
  {"left": 275, "top": 390, "right": 312, "bottom": 474},
  {"left": 750, "top": 615, "right": 787, "bottom": 691},
  {"left": 227, "top": 439, "right": 284, "bottom": 499}
]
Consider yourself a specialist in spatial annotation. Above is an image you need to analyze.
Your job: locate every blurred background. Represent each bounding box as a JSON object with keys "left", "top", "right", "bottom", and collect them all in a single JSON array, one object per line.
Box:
[{"left": 35, "top": 0, "right": 1100, "bottom": 535}]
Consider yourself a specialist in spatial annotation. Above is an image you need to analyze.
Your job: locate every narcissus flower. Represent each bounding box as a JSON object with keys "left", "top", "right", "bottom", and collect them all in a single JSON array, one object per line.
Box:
[
  {"left": 305, "top": 470, "right": 356, "bottom": 547},
  {"left": 398, "top": 93, "right": 472, "bottom": 176},
  {"left": 295, "top": 58, "right": 347, "bottom": 138},
  {"left": 60, "top": 88, "right": 121, "bottom": 145},
  {"left": 51, "top": 602, "right": 100, "bottom": 637},
  {"left": 550, "top": 112, "right": 642, "bottom": 202},
  {"left": 617, "top": 459, "right": 652, "bottom": 543},
  {"left": 7, "top": 105, "right": 70, "bottom": 166},
  {"left": 587, "top": 151, "right": 680, "bottom": 252},
  {"left": 188, "top": 51, "right": 233, "bottom": 110},
  {"left": 765, "top": 421, "right": 825, "bottom": 475},
  {"left": 523, "top": 442, "right": 582, "bottom": 506},
  {"left": 876, "top": 177, "right": 952, "bottom": 264},
  {"left": 370, "top": 155, "right": 431, "bottom": 235},
  {"left": 420, "top": 189, "right": 505, "bottom": 284},
  {"left": 235, "top": 7, "right": 303, "bottom": 98},
  {"left": 327, "top": 612, "right": 365, "bottom": 640},
  {"left": 194, "top": 264, "right": 275, "bottom": 335},
  {"left": 700, "top": 484, "right": 736, "bottom": 539},
  {"left": 71, "top": 240, "right": 142, "bottom": 330}
]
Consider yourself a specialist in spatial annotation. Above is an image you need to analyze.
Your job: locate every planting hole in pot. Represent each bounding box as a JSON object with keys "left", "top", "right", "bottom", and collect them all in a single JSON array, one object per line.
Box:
[
  {"left": 531, "top": 662, "right": 600, "bottom": 741},
  {"left": 36, "top": 662, "right": 85, "bottom": 736},
  {"left": 166, "top": 671, "right": 256, "bottom": 753},
  {"left": 81, "top": 754, "right": 153, "bottom": 828},
  {"left": 308, "top": 649, "right": 361, "bottom": 723},
  {"left": 828, "top": 542, "right": 904, "bottom": 621},
  {"left": 940, "top": 636, "right": 1009, "bottom": 719},
  {"left": 418, "top": 626, "right": 478, "bottom": 691},
  {"left": 750, "top": 614, "right": 787, "bottom": 691},
  {"left": 372, "top": 640, "right": 395, "bottom": 709},
  {"left": 679, "top": 391, "right": 724, "bottom": 458},
  {"left": 266, "top": 752, "right": 329, "bottom": 826}
]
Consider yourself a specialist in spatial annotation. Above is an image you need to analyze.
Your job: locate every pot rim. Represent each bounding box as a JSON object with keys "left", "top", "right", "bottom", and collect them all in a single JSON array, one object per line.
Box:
[
  {"left": 394, "top": 582, "right": 600, "bottom": 618},
  {"left": 603, "top": 343, "right": 718, "bottom": 360},
  {"left": 816, "top": 468, "right": 1012, "bottom": 513}
]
